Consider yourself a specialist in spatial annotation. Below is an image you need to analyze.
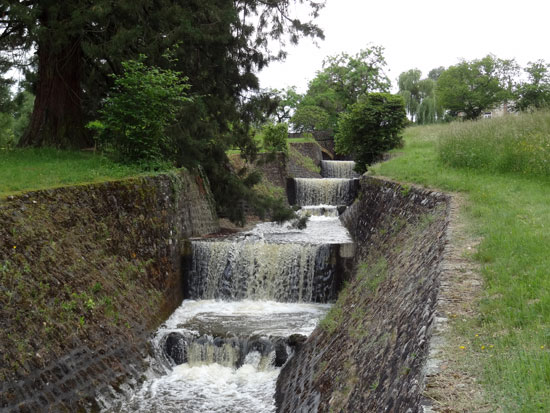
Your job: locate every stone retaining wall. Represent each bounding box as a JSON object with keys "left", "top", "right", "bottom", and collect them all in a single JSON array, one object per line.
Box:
[
  {"left": 276, "top": 176, "right": 450, "bottom": 412},
  {"left": 0, "top": 170, "right": 219, "bottom": 412}
]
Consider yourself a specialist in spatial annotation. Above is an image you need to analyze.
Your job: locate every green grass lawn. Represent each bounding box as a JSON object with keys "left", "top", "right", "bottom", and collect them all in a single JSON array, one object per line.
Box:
[
  {"left": 371, "top": 121, "right": 550, "bottom": 411},
  {"left": 0, "top": 148, "right": 152, "bottom": 198}
]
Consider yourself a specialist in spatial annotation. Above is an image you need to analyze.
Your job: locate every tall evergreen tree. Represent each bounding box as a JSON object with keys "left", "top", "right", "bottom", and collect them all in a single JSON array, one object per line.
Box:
[{"left": 0, "top": 1, "right": 325, "bottom": 149}]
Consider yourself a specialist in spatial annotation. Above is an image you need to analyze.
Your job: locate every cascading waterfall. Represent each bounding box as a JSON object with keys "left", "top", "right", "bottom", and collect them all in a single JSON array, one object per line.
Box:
[
  {"left": 299, "top": 205, "right": 339, "bottom": 217},
  {"left": 320, "top": 160, "right": 359, "bottom": 178},
  {"left": 294, "top": 178, "right": 357, "bottom": 206},
  {"left": 102, "top": 159, "right": 357, "bottom": 413},
  {"left": 187, "top": 240, "right": 337, "bottom": 302}
]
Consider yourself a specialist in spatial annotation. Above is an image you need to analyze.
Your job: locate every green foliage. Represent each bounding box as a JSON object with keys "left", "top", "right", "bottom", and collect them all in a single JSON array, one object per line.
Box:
[
  {"left": 398, "top": 69, "right": 442, "bottom": 124},
  {"left": 271, "top": 86, "right": 303, "bottom": 122},
  {"left": 291, "top": 104, "right": 332, "bottom": 132},
  {"left": 289, "top": 145, "right": 321, "bottom": 174},
  {"left": 11, "top": 91, "right": 34, "bottom": 141},
  {"left": 335, "top": 93, "right": 407, "bottom": 173},
  {"left": 292, "top": 46, "right": 390, "bottom": 132},
  {"left": 0, "top": 86, "right": 34, "bottom": 150},
  {"left": 0, "top": 112, "right": 15, "bottom": 150},
  {"left": 357, "top": 257, "right": 388, "bottom": 293},
  {"left": 436, "top": 55, "right": 507, "bottom": 120},
  {"left": 438, "top": 111, "right": 550, "bottom": 177},
  {"left": 88, "top": 56, "right": 190, "bottom": 167},
  {"left": 514, "top": 60, "right": 550, "bottom": 112},
  {"left": 262, "top": 122, "right": 289, "bottom": 156},
  {"left": 1, "top": 0, "right": 324, "bottom": 148},
  {"left": 398, "top": 69, "right": 422, "bottom": 121}
]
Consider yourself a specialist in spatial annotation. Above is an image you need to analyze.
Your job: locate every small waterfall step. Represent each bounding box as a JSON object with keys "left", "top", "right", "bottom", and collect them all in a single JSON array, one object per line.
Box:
[
  {"left": 321, "top": 160, "right": 360, "bottom": 178},
  {"left": 158, "top": 300, "right": 330, "bottom": 368},
  {"left": 298, "top": 205, "right": 339, "bottom": 217},
  {"left": 290, "top": 177, "right": 359, "bottom": 206},
  {"left": 109, "top": 301, "right": 330, "bottom": 413},
  {"left": 187, "top": 239, "right": 340, "bottom": 303},
  {"left": 248, "top": 214, "right": 352, "bottom": 243}
]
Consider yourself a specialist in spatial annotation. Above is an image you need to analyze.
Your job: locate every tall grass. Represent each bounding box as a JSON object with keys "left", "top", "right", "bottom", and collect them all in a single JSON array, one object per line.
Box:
[
  {"left": 0, "top": 148, "right": 153, "bottom": 198},
  {"left": 439, "top": 111, "right": 550, "bottom": 177},
  {"left": 371, "top": 121, "right": 550, "bottom": 412}
]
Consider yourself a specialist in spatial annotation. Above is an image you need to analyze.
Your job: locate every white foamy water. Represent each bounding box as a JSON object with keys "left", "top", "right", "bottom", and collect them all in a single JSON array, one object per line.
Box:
[
  {"left": 109, "top": 301, "right": 330, "bottom": 413},
  {"left": 155, "top": 299, "right": 331, "bottom": 341},
  {"left": 294, "top": 178, "right": 356, "bottom": 206},
  {"left": 298, "top": 205, "right": 339, "bottom": 217},
  {"left": 115, "top": 361, "right": 280, "bottom": 413},
  {"left": 320, "top": 160, "right": 359, "bottom": 179},
  {"left": 248, "top": 215, "right": 352, "bottom": 244}
]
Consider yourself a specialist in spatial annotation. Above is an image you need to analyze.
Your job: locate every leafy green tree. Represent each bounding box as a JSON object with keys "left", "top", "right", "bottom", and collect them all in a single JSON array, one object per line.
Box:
[
  {"left": 398, "top": 69, "right": 443, "bottom": 124},
  {"left": 398, "top": 69, "right": 422, "bottom": 121},
  {"left": 335, "top": 93, "right": 407, "bottom": 173},
  {"left": 89, "top": 56, "right": 190, "bottom": 166},
  {"left": 292, "top": 46, "right": 390, "bottom": 132},
  {"left": 495, "top": 58, "right": 520, "bottom": 107},
  {"left": 514, "top": 60, "right": 550, "bottom": 111},
  {"left": 270, "top": 86, "right": 302, "bottom": 123},
  {"left": 11, "top": 91, "right": 34, "bottom": 141},
  {"left": 291, "top": 105, "right": 331, "bottom": 132},
  {"left": 415, "top": 78, "right": 444, "bottom": 124},
  {"left": 0, "top": 112, "right": 14, "bottom": 149},
  {"left": 428, "top": 66, "right": 445, "bottom": 81},
  {"left": 436, "top": 55, "right": 505, "bottom": 120},
  {"left": 262, "top": 122, "right": 289, "bottom": 155},
  {"left": 0, "top": 73, "right": 13, "bottom": 148}
]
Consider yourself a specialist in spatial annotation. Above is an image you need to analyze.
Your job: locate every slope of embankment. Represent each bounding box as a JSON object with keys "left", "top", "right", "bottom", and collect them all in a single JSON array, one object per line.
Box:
[
  {"left": 0, "top": 170, "right": 219, "bottom": 412},
  {"left": 277, "top": 177, "right": 450, "bottom": 412}
]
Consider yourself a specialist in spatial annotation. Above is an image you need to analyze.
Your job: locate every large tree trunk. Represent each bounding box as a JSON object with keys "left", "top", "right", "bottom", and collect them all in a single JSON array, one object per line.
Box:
[{"left": 18, "top": 38, "right": 91, "bottom": 149}]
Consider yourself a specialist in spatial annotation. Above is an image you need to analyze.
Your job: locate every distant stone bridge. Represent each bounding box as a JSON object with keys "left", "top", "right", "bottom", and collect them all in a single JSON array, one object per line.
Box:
[{"left": 288, "top": 131, "right": 335, "bottom": 159}]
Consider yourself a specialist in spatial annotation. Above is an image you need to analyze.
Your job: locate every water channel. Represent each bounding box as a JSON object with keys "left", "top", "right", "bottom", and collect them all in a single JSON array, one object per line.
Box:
[{"left": 103, "top": 160, "right": 358, "bottom": 413}]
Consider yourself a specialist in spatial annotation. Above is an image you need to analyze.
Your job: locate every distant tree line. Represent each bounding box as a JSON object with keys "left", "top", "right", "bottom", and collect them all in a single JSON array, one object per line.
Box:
[
  {"left": 267, "top": 46, "right": 407, "bottom": 173},
  {"left": 397, "top": 55, "right": 550, "bottom": 123}
]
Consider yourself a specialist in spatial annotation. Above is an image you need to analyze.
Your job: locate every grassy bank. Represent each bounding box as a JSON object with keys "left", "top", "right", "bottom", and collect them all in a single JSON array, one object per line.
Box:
[
  {"left": 439, "top": 111, "right": 550, "bottom": 177},
  {"left": 371, "top": 116, "right": 550, "bottom": 411},
  {"left": 0, "top": 148, "right": 152, "bottom": 198}
]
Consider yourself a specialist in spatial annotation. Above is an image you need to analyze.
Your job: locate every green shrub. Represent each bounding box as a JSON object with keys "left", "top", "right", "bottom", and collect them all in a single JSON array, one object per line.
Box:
[
  {"left": 262, "top": 122, "right": 289, "bottom": 155},
  {"left": 0, "top": 112, "right": 15, "bottom": 150},
  {"left": 438, "top": 111, "right": 550, "bottom": 177},
  {"left": 335, "top": 93, "right": 407, "bottom": 173},
  {"left": 88, "top": 55, "right": 191, "bottom": 168}
]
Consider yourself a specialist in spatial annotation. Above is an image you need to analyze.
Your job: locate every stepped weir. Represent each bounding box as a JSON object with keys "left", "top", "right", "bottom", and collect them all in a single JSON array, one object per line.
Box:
[
  {"left": 102, "top": 161, "right": 358, "bottom": 412},
  {"left": 320, "top": 160, "right": 360, "bottom": 179}
]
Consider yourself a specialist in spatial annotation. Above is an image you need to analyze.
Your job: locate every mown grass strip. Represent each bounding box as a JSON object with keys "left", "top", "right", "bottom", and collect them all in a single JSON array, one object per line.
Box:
[
  {"left": 371, "top": 120, "right": 550, "bottom": 412},
  {"left": 0, "top": 148, "right": 153, "bottom": 198}
]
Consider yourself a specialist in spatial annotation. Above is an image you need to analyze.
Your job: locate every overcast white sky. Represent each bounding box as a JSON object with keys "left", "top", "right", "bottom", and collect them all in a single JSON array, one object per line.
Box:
[{"left": 257, "top": 0, "right": 550, "bottom": 93}]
